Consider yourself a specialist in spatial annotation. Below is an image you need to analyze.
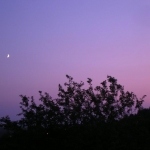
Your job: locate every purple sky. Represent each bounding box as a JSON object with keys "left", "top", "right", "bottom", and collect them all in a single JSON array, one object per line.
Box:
[{"left": 0, "top": 0, "right": 150, "bottom": 120}]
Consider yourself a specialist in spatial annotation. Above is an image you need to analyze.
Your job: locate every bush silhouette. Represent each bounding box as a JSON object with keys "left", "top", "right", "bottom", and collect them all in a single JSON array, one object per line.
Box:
[{"left": 0, "top": 75, "right": 147, "bottom": 149}]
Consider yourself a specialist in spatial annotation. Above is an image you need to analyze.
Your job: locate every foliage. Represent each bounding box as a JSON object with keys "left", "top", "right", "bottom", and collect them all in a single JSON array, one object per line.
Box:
[{"left": 0, "top": 75, "right": 147, "bottom": 149}]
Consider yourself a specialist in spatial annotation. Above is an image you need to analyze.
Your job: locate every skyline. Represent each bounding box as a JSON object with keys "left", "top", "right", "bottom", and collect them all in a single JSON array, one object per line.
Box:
[{"left": 0, "top": 0, "right": 150, "bottom": 120}]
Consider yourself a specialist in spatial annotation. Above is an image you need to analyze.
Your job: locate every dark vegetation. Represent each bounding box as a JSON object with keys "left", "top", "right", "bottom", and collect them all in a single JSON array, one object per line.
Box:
[{"left": 0, "top": 75, "right": 149, "bottom": 149}]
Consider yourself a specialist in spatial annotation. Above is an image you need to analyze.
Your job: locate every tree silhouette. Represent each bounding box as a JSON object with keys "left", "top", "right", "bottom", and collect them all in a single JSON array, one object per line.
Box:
[
  {"left": 0, "top": 75, "right": 145, "bottom": 131},
  {"left": 0, "top": 75, "right": 147, "bottom": 149}
]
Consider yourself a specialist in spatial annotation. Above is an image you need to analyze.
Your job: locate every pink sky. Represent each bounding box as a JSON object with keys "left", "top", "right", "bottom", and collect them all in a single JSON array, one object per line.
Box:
[{"left": 0, "top": 0, "right": 150, "bottom": 120}]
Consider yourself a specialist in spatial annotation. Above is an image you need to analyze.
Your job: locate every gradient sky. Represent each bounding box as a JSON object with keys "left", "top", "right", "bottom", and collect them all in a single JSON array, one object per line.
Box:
[{"left": 0, "top": 0, "right": 150, "bottom": 120}]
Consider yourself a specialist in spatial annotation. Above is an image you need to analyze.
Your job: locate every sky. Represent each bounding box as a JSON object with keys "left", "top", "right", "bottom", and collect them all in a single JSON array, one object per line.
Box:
[{"left": 0, "top": 0, "right": 150, "bottom": 120}]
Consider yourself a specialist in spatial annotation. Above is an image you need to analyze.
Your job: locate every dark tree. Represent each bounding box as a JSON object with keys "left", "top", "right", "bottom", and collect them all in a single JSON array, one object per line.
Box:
[
  {"left": 56, "top": 75, "right": 145, "bottom": 124},
  {"left": 0, "top": 75, "right": 146, "bottom": 149},
  {"left": 0, "top": 75, "right": 145, "bottom": 131}
]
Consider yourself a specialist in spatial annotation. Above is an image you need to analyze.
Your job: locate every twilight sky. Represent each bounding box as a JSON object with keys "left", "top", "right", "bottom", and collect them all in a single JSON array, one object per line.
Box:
[{"left": 0, "top": 0, "right": 150, "bottom": 120}]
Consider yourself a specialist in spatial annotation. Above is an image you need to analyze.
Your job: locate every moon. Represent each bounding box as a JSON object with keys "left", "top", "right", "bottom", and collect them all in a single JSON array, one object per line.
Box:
[{"left": 7, "top": 54, "right": 10, "bottom": 58}]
